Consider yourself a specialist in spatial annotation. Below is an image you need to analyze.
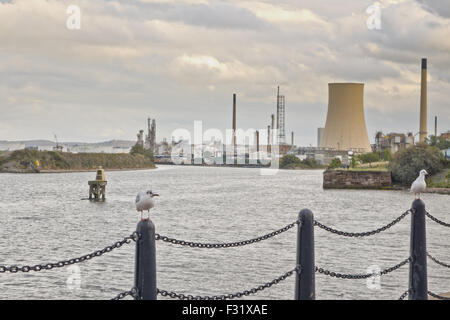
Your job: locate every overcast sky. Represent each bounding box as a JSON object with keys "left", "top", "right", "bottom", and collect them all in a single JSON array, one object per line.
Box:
[{"left": 0, "top": 0, "right": 449, "bottom": 145}]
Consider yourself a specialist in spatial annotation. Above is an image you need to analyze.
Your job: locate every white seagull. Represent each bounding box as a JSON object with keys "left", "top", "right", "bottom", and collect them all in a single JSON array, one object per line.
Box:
[
  {"left": 135, "top": 190, "right": 159, "bottom": 220},
  {"left": 410, "top": 170, "right": 428, "bottom": 199}
]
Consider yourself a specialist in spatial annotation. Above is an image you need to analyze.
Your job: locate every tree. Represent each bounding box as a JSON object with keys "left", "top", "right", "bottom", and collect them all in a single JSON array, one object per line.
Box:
[
  {"left": 328, "top": 157, "right": 342, "bottom": 169},
  {"left": 381, "top": 149, "right": 392, "bottom": 162},
  {"left": 428, "top": 136, "right": 450, "bottom": 150},
  {"left": 280, "top": 154, "right": 302, "bottom": 169},
  {"left": 130, "top": 143, "right": 154, "bottom": 162},
  {"left": 358, "top": 152, "right": 380, "bottom": 164},
  {"left": 390, "top": 143, "right": 442, "bottom": 185}
]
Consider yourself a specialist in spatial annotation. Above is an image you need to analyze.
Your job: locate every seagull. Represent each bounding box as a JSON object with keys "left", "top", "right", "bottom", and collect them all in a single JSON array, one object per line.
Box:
[
  {"left": 135, "top": 190, "right": 159, "bottom": 220},
  {"left": 411, "top": 170, "right": 428, "bottom": 199}
]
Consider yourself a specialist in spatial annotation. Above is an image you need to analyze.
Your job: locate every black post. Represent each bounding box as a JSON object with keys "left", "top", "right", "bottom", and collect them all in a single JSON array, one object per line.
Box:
[
  {"left": 409, "top": 199, "right": 427, "bottom": 300},
  {"left": 135, "top": 219, "right": 157, "bottom": 300},
  {"left": 295, "top": 209, "right": 315, "bottom": 300}
]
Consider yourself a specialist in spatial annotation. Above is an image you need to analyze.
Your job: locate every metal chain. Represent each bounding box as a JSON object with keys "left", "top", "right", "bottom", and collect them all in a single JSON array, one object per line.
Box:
[
  {"left": 426, "top": 212, "right": 450, "bottom": 228},
  {"left": 427, "top": 252, "right": 450, "bottom": 269},
  {"left": 398, "top": 290, "right": 410, "bottom": 300},
  {"left": 155, "top": 220, "right": 300, "bottom": 248},
  {"left": 157, "top": 266, "right": 301, "bottom": 300},
  {"left": 315, "top": 257, "right": 411, "bottom": 279},
  {"left": 111, "top": 287, "right": 139, "bottom": 300},
  {"left": 313, "top": 210, "right": 411, "bottom": 237},
  {"left": 428, "top": 291, "right": 450, "bottom": 300},
  {"left": 0, "top": 232, "right": 139, "bottom": 274}
]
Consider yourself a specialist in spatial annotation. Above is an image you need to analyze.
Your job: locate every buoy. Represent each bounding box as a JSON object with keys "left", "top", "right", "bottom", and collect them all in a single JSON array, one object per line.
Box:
[{"left": 88, "top": 167, "right": 107, "bottom": 201}]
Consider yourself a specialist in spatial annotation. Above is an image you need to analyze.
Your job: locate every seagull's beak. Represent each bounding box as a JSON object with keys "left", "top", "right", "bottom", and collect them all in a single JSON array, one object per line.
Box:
[{"left": 152, "top": 193, "right": 159, "bottom": 197}]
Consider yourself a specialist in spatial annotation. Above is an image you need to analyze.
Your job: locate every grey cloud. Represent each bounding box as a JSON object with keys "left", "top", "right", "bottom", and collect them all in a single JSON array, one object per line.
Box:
[
  {"left": 417, "top": 0, "right": 450, "bottom": 18},
  {"left": 102, "top": 0, "right": 269, "bottom": 30}
]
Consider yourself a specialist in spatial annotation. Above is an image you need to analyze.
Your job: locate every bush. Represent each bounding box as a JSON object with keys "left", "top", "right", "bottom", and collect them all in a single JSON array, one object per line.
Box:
[
  {"left": 381, "top": 149, "right": 392, "bottom": 162},
  {"left": 328, "top": 157, "right": 342, "bottom": 169},
  {"left": 358, "top": 152, "right": 380, "bottom": 164},
  {"left": 280, "top": 155, "right": 302, "bottom": 169},
  {"left": 390, "top": 143, "right": 442, "bottom": 185},
  {"left": 130, "top": 143, "right": 154, "bottom": 162},
  {"left": 428, "top": 135, "right": 450, "bottom": 150}
]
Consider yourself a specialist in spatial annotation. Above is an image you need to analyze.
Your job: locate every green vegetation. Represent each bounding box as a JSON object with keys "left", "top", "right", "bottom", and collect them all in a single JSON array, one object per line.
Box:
[
  {"left": 0, "top": 149, "right": 155, "bottom": 173},
  {"left": 130, "top": 143, "right": 155, "bottom": 162},
  {"left": 381, "top": 149, "right": 393, "bottom": 162},
  {"left": 426, "top": 169, "right": 450, "bottom": 188},
  {"left": 280, "top": 154, "right": 325, "bottom": 169},
  {"left": 356, "top": 150, "right": 391, "bottom": 164},
  {"left": 428, "top": 135, "right": 450, "bottom": 150},
  {"left": 389, "top": 143, "right": 442, "bottom": 186},
  {"left": 328, "top": 157, "right": 342, "bottom": 170},
  {"left": 357, "top": 152, "right": 380, "bottom": 164}
]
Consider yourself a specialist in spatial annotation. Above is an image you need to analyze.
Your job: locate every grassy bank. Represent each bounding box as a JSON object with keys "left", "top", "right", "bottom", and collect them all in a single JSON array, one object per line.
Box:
[{"left": 0, "top": 149, "right": 155, "bottom": 173}]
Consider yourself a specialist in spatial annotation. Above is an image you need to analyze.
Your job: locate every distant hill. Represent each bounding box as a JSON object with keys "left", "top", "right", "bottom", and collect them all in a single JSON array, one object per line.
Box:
[
  {"left": 0, "top": 139, "right": 136, "bottom": 148},
  {"left": 69, "top": 140, "right": 136, "bottom": 148},
  {"left": 0, "top": 149, "right": 154, "bottom": 173}
]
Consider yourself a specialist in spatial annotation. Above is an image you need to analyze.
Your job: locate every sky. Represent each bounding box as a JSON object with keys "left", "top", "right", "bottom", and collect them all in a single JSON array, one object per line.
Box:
[{"left": 0, "top": 0, "right": 449, "bottom": 146}]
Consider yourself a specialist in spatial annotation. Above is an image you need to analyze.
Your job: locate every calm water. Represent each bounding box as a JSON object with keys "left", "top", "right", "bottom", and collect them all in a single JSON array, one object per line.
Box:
[{"left": 0, "top": 166, "right": 449, "bottom": 300}]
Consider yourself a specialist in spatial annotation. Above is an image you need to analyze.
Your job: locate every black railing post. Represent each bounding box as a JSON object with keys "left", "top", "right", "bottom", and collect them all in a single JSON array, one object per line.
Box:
[
  {"left": 409, "top": 199, "right": 428, "bottom": 300},
  {"left": 295, "top": 209, "right": 315, "bottom": 300},
  {"left": 135, "top": 219, "right": 157, "bottom": 300}
]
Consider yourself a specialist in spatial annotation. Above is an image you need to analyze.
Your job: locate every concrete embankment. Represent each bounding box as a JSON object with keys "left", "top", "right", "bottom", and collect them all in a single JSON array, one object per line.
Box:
[{"left": 323, "top": 169, "right": 392, "bottom": 190}]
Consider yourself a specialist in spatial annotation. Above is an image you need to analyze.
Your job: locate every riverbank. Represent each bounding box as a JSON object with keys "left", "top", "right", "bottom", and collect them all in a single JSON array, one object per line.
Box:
[{"left": 0, "top": 149, "right": 155, "bottom": 173}]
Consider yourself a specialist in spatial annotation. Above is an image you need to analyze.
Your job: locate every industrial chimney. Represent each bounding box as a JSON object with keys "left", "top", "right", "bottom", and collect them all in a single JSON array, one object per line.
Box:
[
  {"left": 233, "top": 93, "right": 237, "bottom": 151},
  {"left": 419, "top": 58, "right": 428, "bottom": 143},
  {"left": 320, "top": 83, "right": 371, "bottom": 153}
]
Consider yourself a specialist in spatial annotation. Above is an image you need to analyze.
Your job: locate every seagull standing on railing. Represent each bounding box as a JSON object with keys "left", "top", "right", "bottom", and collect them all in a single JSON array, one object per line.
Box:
[
  {"left": 136, "top": 190, "right": 159, "bottom": 221},
  {"left": 411, "top": 170, "right": 428, "bottom": 199}
]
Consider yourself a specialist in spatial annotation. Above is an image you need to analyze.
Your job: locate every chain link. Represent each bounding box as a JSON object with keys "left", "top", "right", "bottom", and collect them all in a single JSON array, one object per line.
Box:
[
  {"left": 157, "top": 266, "right": 301, "bottom": 300},
  {"left": 427, "top": 252, "right": 450, "bottom": 269},
  {"left": 398, "top": 289, "right": 410, "bottom": 300},
  {"left": 428, "top": 291, "right": 450, "bottom": 300},
  {"left": 426, "top": 212, "right": 450, "bottom": 228},
  {"left": 0, "top": 232, "right": 139, "bottom": 274},
  {"left": 111, "top": 287, "right": 139, "bottom": 300},
  {"left": 313, "top": 210, "right": 411, "bottom": 237},
  {"left": 155, "top": 220, "right": 300, "bottom": 248},
  {"left": 315, "top": 257, "right": 411, "bottom": 280}
]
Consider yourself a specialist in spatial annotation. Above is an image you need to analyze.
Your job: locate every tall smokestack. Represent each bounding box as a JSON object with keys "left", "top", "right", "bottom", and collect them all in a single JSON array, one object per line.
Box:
[
  {"left": 276, "top": 87, "right": 280, "bottom": 130},
  {"left": 256, "top": 130, "right": 260, "bottom": 152},
  {"left": 233, "top": 93, "right": 237, "bottom": 149},
  {"left": 271, "top": 114, "right": 275, "bottom": 145},
  {"left": 267, "top": 125, "right": 270, "bottom": 147},
  {"left": 435, "top": 116, "right": 437, "bottom": 137},
  {"left": 419, "top": 58, "right": 428, "bottom": 143},
  {"left": 291, "top": 131, "right": 294, "bottom": 148}
]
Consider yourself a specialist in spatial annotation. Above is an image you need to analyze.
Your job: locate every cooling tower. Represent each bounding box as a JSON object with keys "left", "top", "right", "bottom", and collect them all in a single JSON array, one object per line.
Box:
[{"left": 320, "top": 83, "right": 372, "bottom": 153}]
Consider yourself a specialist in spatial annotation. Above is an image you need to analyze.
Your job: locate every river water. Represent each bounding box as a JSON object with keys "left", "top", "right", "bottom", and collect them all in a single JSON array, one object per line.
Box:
[{"left": 0, "top": 166, "right": 449, "bottom": 300}]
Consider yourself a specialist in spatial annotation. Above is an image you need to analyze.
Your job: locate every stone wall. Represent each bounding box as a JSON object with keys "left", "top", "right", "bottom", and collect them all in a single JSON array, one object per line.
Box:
[{"left": 323, "top": 170, "right": 392, "bottom": 189}]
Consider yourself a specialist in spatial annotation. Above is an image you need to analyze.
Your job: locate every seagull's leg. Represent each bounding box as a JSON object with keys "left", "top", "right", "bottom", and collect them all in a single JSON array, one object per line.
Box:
[{"left": 147, "top": 209, "right": 150, "bottom": 220}]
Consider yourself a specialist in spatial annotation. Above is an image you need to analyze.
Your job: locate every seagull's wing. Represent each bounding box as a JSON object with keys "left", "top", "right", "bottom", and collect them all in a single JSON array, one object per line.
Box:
[{"left": 136, "top": 192, "right": 144, "bottom": 204}]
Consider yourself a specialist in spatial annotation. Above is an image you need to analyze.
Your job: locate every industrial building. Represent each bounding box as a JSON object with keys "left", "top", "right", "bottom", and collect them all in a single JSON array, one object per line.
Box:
[
  {"left": 374, "top": 132, "right": 415, "bottom": 154},
  {"left": 320, "top": 83, "right": 372, "bottom": 153}
]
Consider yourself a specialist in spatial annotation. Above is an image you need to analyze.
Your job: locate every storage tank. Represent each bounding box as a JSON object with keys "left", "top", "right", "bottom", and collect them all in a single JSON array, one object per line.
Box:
[{"left": 320, "top": 83, "right": 372, "bottom": 153}]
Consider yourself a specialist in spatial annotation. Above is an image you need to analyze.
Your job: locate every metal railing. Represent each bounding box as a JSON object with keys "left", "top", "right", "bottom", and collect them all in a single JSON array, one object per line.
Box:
[{"left": 1, "top": 199, "right": 449, "bottom": 300}]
